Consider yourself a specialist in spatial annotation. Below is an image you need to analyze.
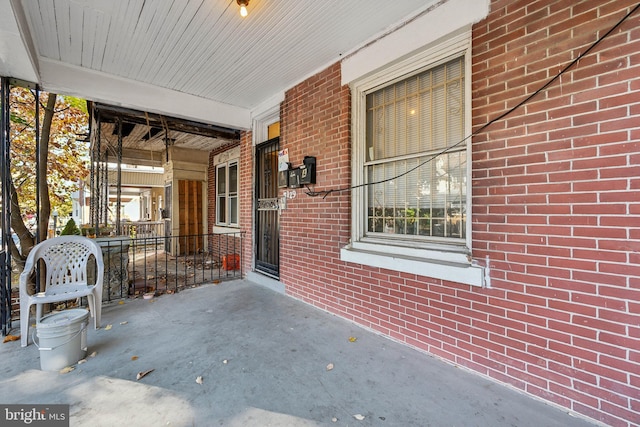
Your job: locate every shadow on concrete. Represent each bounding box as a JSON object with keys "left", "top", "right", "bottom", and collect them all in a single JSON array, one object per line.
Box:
[{"left": 0, "top": 280, "right": 599, "bottom": 426}]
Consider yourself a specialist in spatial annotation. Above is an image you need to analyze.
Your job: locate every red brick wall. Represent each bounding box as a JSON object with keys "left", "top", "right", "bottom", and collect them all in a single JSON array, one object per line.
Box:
[
  {"left": 233, "top": 1, "right": 640, "bottom": 425},
  {"left": 278, "top": 62, "right": 353, "bottom": 306},
  {"left": 238, "top": 131, "right": 253, "bottom": 273},
  {"left": 472, "top": 2, "right": 640, "bottom": 425},
  {"left": 207, "top": 142, "right": 241, "bottom": 234}
]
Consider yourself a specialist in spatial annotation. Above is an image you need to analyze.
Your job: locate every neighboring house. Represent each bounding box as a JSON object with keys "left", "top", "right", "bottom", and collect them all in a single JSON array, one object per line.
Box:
[
  {"left": 70, "top": 180, "right": 89, "bottom": 227},
  {"left": 71, "top": 165, "right": 165, "bottom": 227},
  {"left": 209, "top": 1, "right": 639, "bottom": 426},
  {"left": 86, "top": 102, "right": 238, "bottom": 247}
]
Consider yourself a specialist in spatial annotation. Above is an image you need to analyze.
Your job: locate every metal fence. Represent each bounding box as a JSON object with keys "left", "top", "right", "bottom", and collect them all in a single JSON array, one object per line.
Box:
[
  {"left": 99, "top": 231, "right": 244, "bottom": 302},
  {"left": 0, "top": 232, "right": 243, "bottom": 333}
]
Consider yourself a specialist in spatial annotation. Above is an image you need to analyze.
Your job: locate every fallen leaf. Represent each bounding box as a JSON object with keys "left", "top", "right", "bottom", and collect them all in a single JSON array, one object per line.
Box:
[
  {"left": 78, "top": 359, "right": 87, "bottom": 364},
  {"left": 331, "top": 417, "right": 338, "bottom": 423},
  {"left": 136, "top": 369, "right": 154, "bottom": 380},
  {"left": 348, "top": 336, "right": 357, "bottom": 342},
  {"left": 353, "top": 414, "right": 365, "bottom": 421},
  {"left": 59, "top": 366, "right": 75, "bottom": 374},
  {"left": 104, "top": 324, "right": 113, "bottom": 331},
  {"left": 118, "top": 301, "right": 125, "bottom": 305},
  {"left": 3, "top": 335, "right": 19, "bottom": 343},
  {"left": 120, "top": 321, "right": 128, "bottom": 325},
  {"left": 326, "top": 363, "right": 334, "bottom": 371},
  {"left": 131, "top": 356, "right": 138, "bottom": 361},
  {"left": 196, "top": 376, "right": 203, "bottom": 384},
  {"left": 89, "top": 351, "right": 98, "bottom": 358}
]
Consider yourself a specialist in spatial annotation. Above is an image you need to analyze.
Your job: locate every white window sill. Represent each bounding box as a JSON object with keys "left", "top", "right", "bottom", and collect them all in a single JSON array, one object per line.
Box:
[
  {"left": 340, "top": 242, "right": 487, "bottom": 288},
  {"left": 212, "top": 225, "right": 240, "bottom": 234}
]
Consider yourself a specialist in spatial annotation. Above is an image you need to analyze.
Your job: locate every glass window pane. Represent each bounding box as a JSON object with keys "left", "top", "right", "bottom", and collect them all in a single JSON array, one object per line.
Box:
[
  {"left": 217, "top": 196, "right": 226, "bottom": 223},
  {"left": 230, "top": 196, "right": 238, "bottom": 224},
  {"left": 364, "top": 56, "right": 466, "bottom": 242},
  {"left": 217, "top": 166, "right": 226, "bottom": 194},
  {"left": 229, "top": 163, "right": 238, "bottom": 195},
  {"left": 384, "top": 104, "right": 394, "bottom": 158}
]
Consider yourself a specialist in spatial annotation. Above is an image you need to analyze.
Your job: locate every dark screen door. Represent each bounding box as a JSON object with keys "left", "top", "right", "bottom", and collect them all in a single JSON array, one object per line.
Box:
[{"left": 255, "top": 137, "right": 280, "bottom": 278}]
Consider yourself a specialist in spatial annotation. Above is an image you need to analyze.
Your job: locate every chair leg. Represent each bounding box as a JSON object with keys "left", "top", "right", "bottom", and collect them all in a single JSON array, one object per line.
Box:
[
  {"left": 35, "top": 303, "right": 43, "bottom": 324},
  {"left": 90, "top": 291, "right": 101, "bottom": 329},
  {"left": 86, "top": 295, "right": 96, "bottom": 329},
  {"left": 20, "top": 301, "right": 31, "bottom": 347},
  {"left": 95, "top": 301, "right": 101, "bottom": 329}
]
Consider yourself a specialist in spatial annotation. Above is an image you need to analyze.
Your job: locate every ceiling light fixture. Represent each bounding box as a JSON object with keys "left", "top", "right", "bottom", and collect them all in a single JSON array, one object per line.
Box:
[{"left": 237, "top": 0, "right": 249, "bottom": 17}]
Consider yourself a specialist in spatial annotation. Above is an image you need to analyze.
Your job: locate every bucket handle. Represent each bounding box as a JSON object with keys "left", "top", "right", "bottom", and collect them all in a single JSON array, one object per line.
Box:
[{"left": 32, "top": 322, "right": 88, "bottom": 351}]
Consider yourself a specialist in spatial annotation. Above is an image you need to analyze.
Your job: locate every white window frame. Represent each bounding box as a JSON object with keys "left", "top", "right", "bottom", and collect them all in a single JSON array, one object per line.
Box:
[
  {"left": 341, "top": 29, "right": 486, "bottom": 287},
  {"left": 214, "top": 147, "right": 240, "bottom": 229},
  {"left": 251, "top": 94, "right": 283, "bottom": 146}
]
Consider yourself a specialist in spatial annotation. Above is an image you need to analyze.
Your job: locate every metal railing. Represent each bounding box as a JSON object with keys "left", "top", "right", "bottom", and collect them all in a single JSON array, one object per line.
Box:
[
  {"left": 3, "top": 232, "right": 242, "bottom": 331},
  {"left": 98, "top": 231, "right": 243, "bottom": 302}
]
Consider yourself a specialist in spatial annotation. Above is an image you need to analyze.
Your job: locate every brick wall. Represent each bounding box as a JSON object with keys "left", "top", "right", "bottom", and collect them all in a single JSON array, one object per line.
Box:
[
  {"left": 232, "top": 1, "right": 640, "bottom": 425},
  {"left": 472, "top": 2, "right": 640, "bottom": 425},
  {"left": 238, "top": 131, "right": 253, "bottom": 273},
  {"left": 278, "top": 62, "right": 353, "bottom": 308},
  {"left": 207, "top": 142, "right": 240, "bottom": 234}
]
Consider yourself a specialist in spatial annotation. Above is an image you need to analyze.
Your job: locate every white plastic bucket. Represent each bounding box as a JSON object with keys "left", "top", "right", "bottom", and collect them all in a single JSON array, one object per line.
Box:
[{"left": 34, "top": 308, "right": 89, "bottom": 371}]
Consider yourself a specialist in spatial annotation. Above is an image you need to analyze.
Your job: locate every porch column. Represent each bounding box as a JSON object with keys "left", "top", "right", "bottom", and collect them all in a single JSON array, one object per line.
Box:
[
  {"left": 116, "top": 117, "right": 123, "bottom": 235},
  {"left": 0, "top": 77, "right": 12, "bottom": 335}
]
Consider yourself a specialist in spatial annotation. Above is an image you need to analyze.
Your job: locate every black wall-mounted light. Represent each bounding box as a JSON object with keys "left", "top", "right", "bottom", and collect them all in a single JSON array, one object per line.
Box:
[{"left": 237, "top": 0, "right": 249, "bottom": 17}]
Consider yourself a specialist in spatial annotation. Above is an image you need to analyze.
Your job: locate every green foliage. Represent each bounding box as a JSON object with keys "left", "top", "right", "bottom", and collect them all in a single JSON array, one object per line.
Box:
[
  {"left": 9, "top": 112, "right": 30, "bottom": 126},
  {"left": 62, "top": 96, "right": 88, "bottom": 114},
  {"left": 60, "top": 218, "right": 81, "bottom": 235},
  {"left": 9, "top": 86, "right": 89, "bottom": 214}
]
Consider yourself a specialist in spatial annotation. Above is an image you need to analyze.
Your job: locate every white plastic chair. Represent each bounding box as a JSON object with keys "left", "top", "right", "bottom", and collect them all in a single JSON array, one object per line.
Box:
[{"left": 19, "top": 235, "right": 104, "bottom": 347}]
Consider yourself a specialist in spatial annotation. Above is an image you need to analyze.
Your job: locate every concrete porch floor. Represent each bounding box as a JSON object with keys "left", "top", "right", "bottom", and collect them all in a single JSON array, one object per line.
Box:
[{"left": 0, "top": 280, "right": 598, "bottom": 427}]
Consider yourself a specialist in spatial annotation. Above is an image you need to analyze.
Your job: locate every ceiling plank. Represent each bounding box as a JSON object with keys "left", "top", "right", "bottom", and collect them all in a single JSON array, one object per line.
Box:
[
  {"left": 14, "top": 0, "right": 441, "bottom": 117},
  {"left": 67, "top": 1, "right": 83, "bottom": 65}
]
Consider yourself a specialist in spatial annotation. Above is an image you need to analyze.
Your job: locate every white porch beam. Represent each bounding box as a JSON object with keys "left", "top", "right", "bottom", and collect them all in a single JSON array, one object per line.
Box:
[
  {"left": 39, "top": 58, "right": 252, "bottom": 131},
  {"left": 0, "top": 0, "right": 38, "bottom": 81},
  {"left": 341, "top": 0, "right": 490, "bottom": 85}
]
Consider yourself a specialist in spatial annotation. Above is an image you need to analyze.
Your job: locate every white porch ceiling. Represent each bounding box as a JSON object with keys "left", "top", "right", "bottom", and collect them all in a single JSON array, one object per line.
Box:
[{"left": 2, "top": 0, "right": 436, "bottom": 130}]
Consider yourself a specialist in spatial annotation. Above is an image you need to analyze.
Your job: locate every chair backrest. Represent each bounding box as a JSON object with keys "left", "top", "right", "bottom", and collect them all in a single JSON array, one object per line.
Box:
[{"left": 24, "top": 236, "right": 104, "bottom": 295}]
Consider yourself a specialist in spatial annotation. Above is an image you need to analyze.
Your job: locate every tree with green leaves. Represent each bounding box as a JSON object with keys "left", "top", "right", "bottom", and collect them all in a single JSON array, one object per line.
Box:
[
  {"left": 60, "top": 218, "right": 81, "bottom": 236},
  {"left": 8, "top": 86, "right": 89, "bottom": 266}
]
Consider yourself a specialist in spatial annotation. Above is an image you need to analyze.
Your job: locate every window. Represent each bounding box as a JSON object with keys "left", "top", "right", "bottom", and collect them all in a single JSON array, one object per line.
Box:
[
  {"left": 342, "top": 30, "right": 486, "bottom": 287},
  {"left": 216, "top": 160, "right": 238, "bottom": 226},
  {"left": 366, "top": 56, "right": 466, "bottom": 243}
]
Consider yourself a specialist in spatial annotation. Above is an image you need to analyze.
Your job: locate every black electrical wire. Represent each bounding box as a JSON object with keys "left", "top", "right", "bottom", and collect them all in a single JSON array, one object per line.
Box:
[{"left": 305, "top": 2, "right": 640, "bottom": 199}]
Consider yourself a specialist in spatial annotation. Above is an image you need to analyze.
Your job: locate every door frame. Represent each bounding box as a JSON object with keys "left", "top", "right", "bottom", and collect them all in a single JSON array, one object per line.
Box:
[{"left": 251, "top": 101, "right": 282, "bottom": 278}]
